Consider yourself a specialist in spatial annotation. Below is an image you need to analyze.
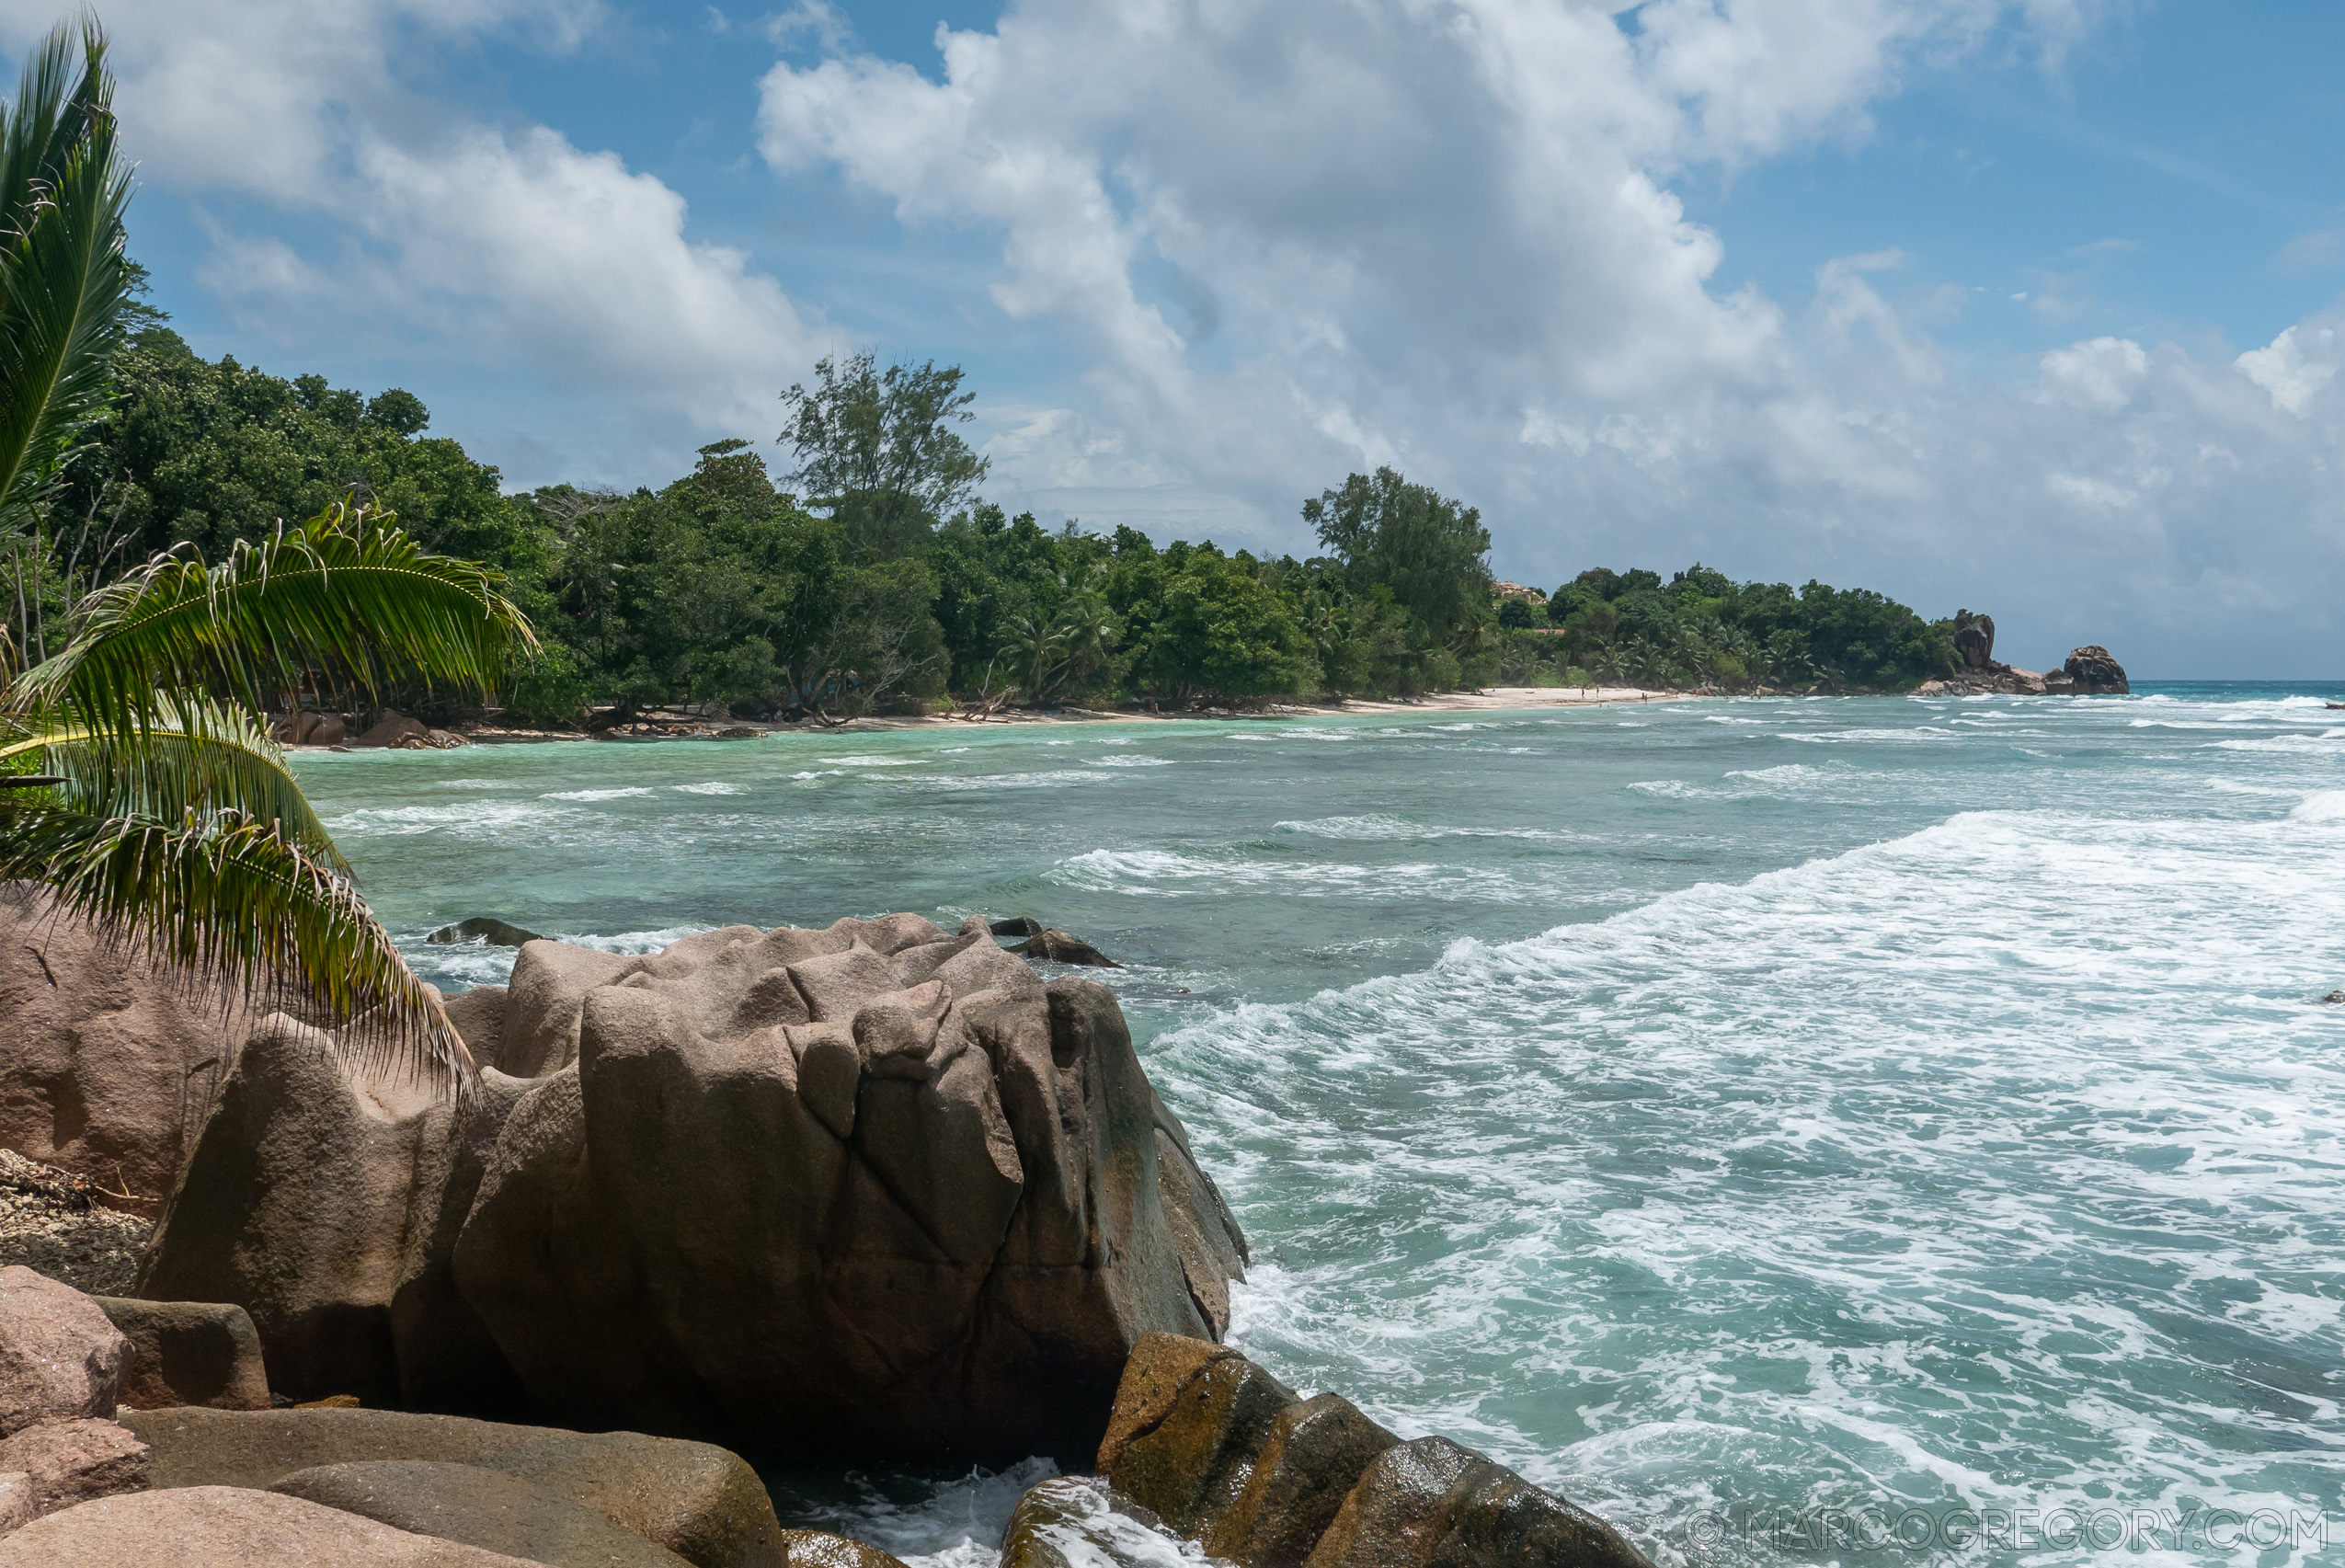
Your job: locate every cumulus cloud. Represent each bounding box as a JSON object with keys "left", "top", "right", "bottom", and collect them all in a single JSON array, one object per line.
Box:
[
  {"left": 757, "top": 0, "right": 2345, "bottom": 673},
  {"left": 2236, "top": 325, "right": 2339, "bottom": 416},
  {"left": 0, "top": 0, "right": 830, "bottom": 478}
]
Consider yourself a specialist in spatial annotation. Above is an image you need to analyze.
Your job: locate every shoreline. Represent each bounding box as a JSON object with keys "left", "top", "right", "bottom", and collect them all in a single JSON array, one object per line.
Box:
[{"left": 301, "top": 685, "right": 1697, "bottom": 749}]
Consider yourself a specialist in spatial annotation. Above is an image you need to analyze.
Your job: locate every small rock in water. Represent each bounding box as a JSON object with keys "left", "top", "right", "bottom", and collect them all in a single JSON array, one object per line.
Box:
[
  {"left": 426, "top": 917, "right": 545, "bottom": 948},
  {"left": 2324, "top": 991, "right": 2345, "bottom": 1004},
  {"left": 990, "top": 917, "right": 1121, "bottom": 967},
  {"left": 1016, "top": 929, "right": 1122, "bottom": 968}
]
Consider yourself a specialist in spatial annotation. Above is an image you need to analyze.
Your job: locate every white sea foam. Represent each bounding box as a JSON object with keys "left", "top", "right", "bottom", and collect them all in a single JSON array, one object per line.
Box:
[
  {"left": 1049, "top": 848, "right": 1536, "bottom": 902},
  {"left": 921, "top": 770, "right": 1117, "bottom": 791},
  {"left": 819, "top": 756, "right": 924, "bottom": 767},
  {"left": 672, "top": 782, "right": 742, "bottom": 795},
  {"left": 559, "top": 924, "right": 716, "bottom": 954},
  {"left": 323, "top": 801, "right": 565, "bottom": 838},
  {"left": 1161, "top": 802, "right": 2345, "bottom": 1559},
  {"left": 541, "top": 786, "right": 653, "bottom": 801},
  {"left": 1275, "top": 815, "right": 1584, "bottom": 843},
  {"left": 1092, "top": 755, "right": 1176, "bottom": 768}
]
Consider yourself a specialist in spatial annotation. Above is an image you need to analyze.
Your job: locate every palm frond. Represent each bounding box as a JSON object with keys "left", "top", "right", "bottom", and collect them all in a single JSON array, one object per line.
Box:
[
  {"left": 11, "top": 501, "right": 538, "bottom": 739},
  {"left": 0, "top": 20, "right": 131, "bottom": 533},
  {"left": 0, "top": 800, "right": 471, "bottom": 1089},
  {"left": 0, "top": 691, "right": 347, "bottom": 871}
]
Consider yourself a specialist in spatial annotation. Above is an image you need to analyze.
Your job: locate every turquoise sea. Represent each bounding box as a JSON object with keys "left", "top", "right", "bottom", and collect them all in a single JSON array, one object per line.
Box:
[{"left": 295, "top": 683, "right": 2345, "bottom": 1567}]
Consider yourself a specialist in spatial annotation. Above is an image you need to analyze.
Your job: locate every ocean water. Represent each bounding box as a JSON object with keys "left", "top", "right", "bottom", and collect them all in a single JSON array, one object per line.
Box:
[{"left": 293, "top": 683, "right": 2345, "bottom": 1567}]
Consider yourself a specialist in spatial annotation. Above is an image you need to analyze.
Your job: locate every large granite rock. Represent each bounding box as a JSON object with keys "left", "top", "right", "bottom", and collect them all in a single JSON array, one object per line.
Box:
[
  {"left": 0, "top": 1484, "right": 544, "bottom": 1565},
  {"left": 94, "top": 1298, "right": 270, "bottom": 1411},
  {"left": 122, "top": 1405, "right": 784, "bottom": 1568},
  {"left": 0, "top": 1265, "right": 127, "bottom": 1436},
  {"left": 269, "top": 1459, "right": 691, "bottom": 1567},
  {"left": 0, "top": 883, "right": 247, "bottom": 1209},
  {"left": 1093, "top": 1335, "right": 1651, "bottom": 1568},
  {"left": 142, "top": 914, "right": 1247, "bottom": 1463},
  {"left": 135, "top": 1015, "right": 529, "bottom": 1413},
  {"left": 0, "top": 1415, "right": 149, "bottom": 1517}
]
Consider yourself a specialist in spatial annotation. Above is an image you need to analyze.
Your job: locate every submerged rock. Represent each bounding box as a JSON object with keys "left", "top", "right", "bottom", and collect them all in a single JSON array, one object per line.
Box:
[
  {"left": 427, "top": 918, "right": 546, "bottom": 949},
  {"left": 140, "top": 915, "right": 1247, "bottom": 1463}
]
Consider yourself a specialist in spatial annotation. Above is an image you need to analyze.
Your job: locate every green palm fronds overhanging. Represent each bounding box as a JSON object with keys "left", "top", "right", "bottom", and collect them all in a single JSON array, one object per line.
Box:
[
  {"left": 0, "top": 19, "right": 131, "bottom": 537},
  {"left": 0, "top": 800, "right": 463, "bottom": 1086},
  {"left": 2, "top": 503, "right": 538, "bottom": 1093},
  {"left": 10, "top": 499, "right": 539, "bottom": 743},
  {"left": 0, "top": 689, "right": 347, "bottom": 872}
]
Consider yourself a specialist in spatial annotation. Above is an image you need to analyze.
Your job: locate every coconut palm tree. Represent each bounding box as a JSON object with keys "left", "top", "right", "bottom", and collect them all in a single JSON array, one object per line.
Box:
[
  {"left": 1, "top": 21, "right": 130, "bottom": 562},
  {"left": 0, "top": 505, "right": 535, "bottom": 1087},
  {"left": 0, "top": 25, "right": 535, "bottom": 1089}
]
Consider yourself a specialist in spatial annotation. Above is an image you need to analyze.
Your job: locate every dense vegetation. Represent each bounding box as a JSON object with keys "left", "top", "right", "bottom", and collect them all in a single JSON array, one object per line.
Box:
[{"left": 20, "top": 314, "right": 1956, "bottom": 726}]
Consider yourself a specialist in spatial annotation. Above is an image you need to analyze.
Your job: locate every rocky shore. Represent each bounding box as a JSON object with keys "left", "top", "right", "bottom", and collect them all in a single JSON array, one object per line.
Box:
[{"left": 0, "top": 888, "right": 1658, "bottom": 1563}]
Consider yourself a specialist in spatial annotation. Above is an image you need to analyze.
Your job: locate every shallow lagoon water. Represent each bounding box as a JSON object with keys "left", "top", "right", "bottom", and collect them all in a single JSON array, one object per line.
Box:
[{"left": 295, "top": 684, "right": 2345, "bottom": 1566}]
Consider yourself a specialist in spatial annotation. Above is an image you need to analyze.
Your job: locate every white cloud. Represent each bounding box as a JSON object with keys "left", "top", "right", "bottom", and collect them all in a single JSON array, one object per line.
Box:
[
  {"left": 2037, "top": 336, "right": 2148, "bottom": 410},
  {"left": 2236, "top": 325, "right": 2339, "bottom": 416},
  {"left": 0, "top": 0, "right": 829, "bottom": 478},
  {"left": 757, "top": 0, "right": 2345, "bottom": 672}
]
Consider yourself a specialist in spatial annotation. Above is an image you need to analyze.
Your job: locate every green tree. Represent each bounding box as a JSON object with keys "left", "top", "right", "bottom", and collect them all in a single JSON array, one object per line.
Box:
[
  {"left": 1303, "top": 467, "right": 1493, "bottom": 643},
  {"left": 0, "top": 22, "right": 132, "bottom": 665},
  {"left": 779, "top": 354, "right": 989, "bottom": 563}
]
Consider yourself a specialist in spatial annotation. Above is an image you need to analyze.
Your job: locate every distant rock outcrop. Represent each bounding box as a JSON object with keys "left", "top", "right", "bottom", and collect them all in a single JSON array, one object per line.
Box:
[
  {"left": 1951, "top": 610, "right": 1996, "bottom": 670},
  {"left": 137, "top": 916, "right": 1247, "bottom": 1463},
  {"left": 2060, "top": 646, "right": 2130, "bottom": 694}
]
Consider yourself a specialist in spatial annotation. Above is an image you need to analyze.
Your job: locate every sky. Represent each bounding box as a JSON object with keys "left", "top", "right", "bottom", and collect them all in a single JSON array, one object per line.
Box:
[{"left": 3, "top": 0, "right": 2341, "bottom": 676}]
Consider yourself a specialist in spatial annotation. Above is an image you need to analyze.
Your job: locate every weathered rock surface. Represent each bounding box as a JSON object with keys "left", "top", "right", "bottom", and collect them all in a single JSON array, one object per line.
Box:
[
  {"left": 269, "top": 1459, "right": 692, "bottom": 1567},
  {"left": 0, "top": 883, "right": 246, "bottom": 1209},
  {"left": 2062, "top": 645, "right": 2130, "bottom": 694},
  {"left": 123, "top": 1405, "right": 784, "bottom": 1568},
  {"left": 355, "top": 712, "right": 430, "bottom": 748},
  {"left": 428, "top": 918, "right": 546, "bottom": 949},
  {"left": 0, "top": 1415, "right": 149, "bottom": 1516},
  {"left": 1094, "top": 1335, "right": 1651, "bottom": 1568},
  {"left": 1951, "top": 611, "right": 1996, "bottom": 670},
  {"left": 1000, "top": 1475, "right": 1186, "bottom": 1568},
  {"left": 0, "top": 1265, "right": 128, "bottom": 1436},
  {"left": 0, "top": 1471, "right": 28, "bottom": 1536},
  {"left": 0, "top": 1484, "right": 544, "bottom": 1565},
  {"left": 136, "top": 1014, "right": 529, "bottom": 1413},
  {"left": 143, "top": 913, "right": 1245, "bottom": 1462},
  {"left": 775, "top": 1530, "right": 911, "bottom": 1568},
  {"left": 94, "top": 1297, "right": 270, "bottom": 1411},
  {"left": 1307, "top": 1437, "right": 1650, "bottom": 1568},
  {"left": 1015, "top": 930, "right": 1121, "bottom": 968}
]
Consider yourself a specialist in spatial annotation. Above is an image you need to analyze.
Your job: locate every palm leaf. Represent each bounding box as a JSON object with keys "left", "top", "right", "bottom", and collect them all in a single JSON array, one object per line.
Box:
[
  {"left": 0, "top": 20, "right": 131, "bottom": 535},
  {"left": 0, "top": 800, "right": 471, "bottom": 1088},
  {"left": 0, "top": 691, "right": 346, "bottom": 871},
  {"left": 11, "top": 501, "right": 538, "bottom": 741}
]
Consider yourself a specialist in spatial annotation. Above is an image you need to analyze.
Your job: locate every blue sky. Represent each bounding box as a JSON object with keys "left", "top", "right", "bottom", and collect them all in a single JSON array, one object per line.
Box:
[{"left": 6, "top": 0, "right": 2344, "bottom": 674}]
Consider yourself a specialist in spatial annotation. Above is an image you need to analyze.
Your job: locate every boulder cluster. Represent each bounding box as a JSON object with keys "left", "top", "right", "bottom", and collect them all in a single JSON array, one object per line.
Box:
[
  {"left": 1916, "top": 628, "right": 2131, "bottom": 696},
  {"left": 0, "top": 890, "right": 1659, "bottom": 1564},
  {"left": 140, "top": 912, "right": 1248, "bottom": 1463}
]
